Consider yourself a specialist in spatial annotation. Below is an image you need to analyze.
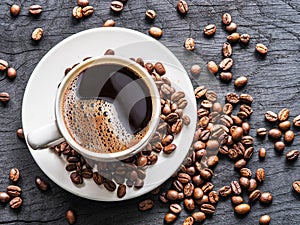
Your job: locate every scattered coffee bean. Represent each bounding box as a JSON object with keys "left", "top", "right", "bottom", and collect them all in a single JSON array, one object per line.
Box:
[
  {"left": 284, "top": 130, "right": 294, "bottom": 143},
  {"left": 292, "top": 181, "right": 300, "bottom": 194},
  {"left": 222, "top": 13, "right": 232, "bottom": 25},
  {"left": 35, "top": 176, "right": 49, "bottom": 191},
  {"left": 259, "top": 192, "right": 273, "bottom": 204},
  {"left": 226, "top": 92, "right": 239, "bottom": 104},
  {"left": 234, "top": 204, "right": 250, "bottom": 215},
  {"left": 227, "top": 32, "right": 240, "bottom": 42},
  {"left": 219, "top": 72, "right": 233, "bottom": 82},
  {"left": 169, "top": 203, "right": 182, "bottom": 214},
  {"left": 7, "top": 67, "right": 17, "bottom": 79},
  {"left": 279, "top": 121, "right": 291, "bottom": 131},
  {"left": 78, "top": 0, "right": 89, "bottom": 7},
  {"left": 164, "top": 213, "right": 177, "bottom": 223},
  {"left": 139, "top": 199, "right": 154, "bottom": 211},
  {"left": 256, "top": 43, "right": 268, "bottom": 54},
  {"left": 257, "top": 128, "right": 267, "bottom": 137},
  {"left": 0, "top": 59, "right": 9, "bottom": 71},
  {"left": 256, "top": 168, "right": 265, "bottom": 182},
  {"left": 9, "top": 197, "right": 22, "bottom": 209},
  {"left": 183, "top": 216, "right": 194, "bottom": 225},
  {"left": 222, "top": 42, "right": 232, "bottom": 57},
  {"left": 231, "top": 181, "right": 242, "bottom": 195},
  {"left": 219, "top": 58, "right": 233, "bottom": 71},
  {"left": 145, "top": 9, "right": 156, "bottom": 20},
  {"left": 117, "top": 184, "right": 126, "bottom": 198},
  {"left": 166, "top": 190, "right": 179, "bottom": 201},
  {"left": 82, "top": 6, "right": 94, "bottom": 17},
  {"left": 208, "top": 191, "right": 219, "bottom": 204},
  {"left": 278, "top": 108, "right": 289, "bottom": 121},
  {"left": 249, "top": 189, "right": 261, "bottom": 202},
  {"left": 268, "top": 128, "right": 282, "bottom": 140},
  {"left": 10, "top": 4, "right": 21, "bottom": 17},
  {"left": 286, "top": 150, "right": 299, "bottom": 161},
  {"left": 231, "top": 196, "right": 243, "bottom": 205},
  {"left": 218, "top": 186, "right": 232, "bottom": 197},
  {"left": 72, "top": 6, "right": 83, "bottom": 19},
  {"left": 240, "top": 168, "right": 252, "bottom": 178},
  {"left": 177, "top": 0, "right": 188, "bottom": 14},
  {"left": 240, "top": 34, "right": 251, "bottom": 44},
  {"left": 231, "top": 126, "right": 243, "bottom": 141},
  {"left": 184, "top": 38, "right": 195, "bottom": 51},
  {"left": 149, "top": 27, "right": 163, "bottom": 39},
  {"left": 190, "top": 64, "right": 201, "bottom": 76},
  {"left": 248, "top": 178, "right": 258, "bottom": 192},
  {"left": 204, "top": 24, "right": 217, "bottom": 36},
  {"left": 66, "top": 209, "right": 76, "bottom": 225},
  {"left": 274, "top": 141, "right": 285, "bottom": 153},
  {"left": 239, "top": 177, "right": 250, "bottom": 189},
  {"left": 226, "top": 22, "right": 237, "bottom": 32},
  {"left": 259, "top": 148, "right": 266, "bottom": 159},
  {"left": 193, "top": 187, "right": 204, "bottom": 199},
  {"left": 103, "top": 19, "right": 115, "bottom": 27},
  {"left": 234, "top": 159, "right": 247, "bottom": 170},
  {"left": 184, "top": 198, "right": 195, "bottom": 211},
  {"left": 110, "top": 1, "right": 124, "bottom": 12},
  {"left": 192, "top": 211, "right": 206, "bottom": 222},
  {"left": 207, "top": 61, "right": 218, "bottom": 74},
  {"left": 234, "top": 76, "right": 248, "bottom": 88},
  {"left": 0, "top": 192, "right": 10, "bottom": 203},
  {"left": 259, "top": 215, "right": 271, "bottom": 225},
  {"left": 70, "top": 172, "right": 83, "bottom": 184},
  {"left": 9, "top": 168, "right": 20, "bottom": 182},
  {"left": 6, "top": 185, "right": 21, "bottom": 197},
  {"left": 293, "top": 115, "right": 300, "bottom": 127},
  {"left": 32, "top": 28, "right": 43, "bottom": 41},
  {"left": 200, "top": 203, "right": 215, "bottom": 214},
  {"left": 29, "top": 4, "right": 42, "bottom": 15}
]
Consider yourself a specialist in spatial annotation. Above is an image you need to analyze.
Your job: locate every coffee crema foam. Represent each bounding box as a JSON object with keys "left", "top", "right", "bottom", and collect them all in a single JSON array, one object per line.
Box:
[{"left": 62, "top": 76, "right": 148, "bottom": 153}]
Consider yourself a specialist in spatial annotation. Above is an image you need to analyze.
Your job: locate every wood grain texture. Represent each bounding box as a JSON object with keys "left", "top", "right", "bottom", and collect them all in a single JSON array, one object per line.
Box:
[{"left": 0, "top": 0, "right": 299, "bottom": 224}]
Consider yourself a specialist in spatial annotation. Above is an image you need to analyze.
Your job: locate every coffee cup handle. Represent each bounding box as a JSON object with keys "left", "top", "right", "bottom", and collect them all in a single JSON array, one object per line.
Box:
[{"left": 27, "top": 122, "right": 64, "bottom": 150}]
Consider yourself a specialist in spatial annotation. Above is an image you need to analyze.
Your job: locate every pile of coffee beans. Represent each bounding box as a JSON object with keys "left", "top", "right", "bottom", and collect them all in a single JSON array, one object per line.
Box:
[{"left": 72, "top": 0, "right": 94, "bottom": 19}]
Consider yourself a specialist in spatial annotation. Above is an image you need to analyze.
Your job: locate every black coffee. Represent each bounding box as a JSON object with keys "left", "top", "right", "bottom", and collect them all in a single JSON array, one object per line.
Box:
[{"left": 62, "top": 63, "right": 153, "bottom": 153}]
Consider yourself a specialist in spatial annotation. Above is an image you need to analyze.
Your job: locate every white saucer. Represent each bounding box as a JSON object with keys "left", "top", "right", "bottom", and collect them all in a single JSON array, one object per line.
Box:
[{"left": 22, "top": 27, "right": 197, "bottom": 201}]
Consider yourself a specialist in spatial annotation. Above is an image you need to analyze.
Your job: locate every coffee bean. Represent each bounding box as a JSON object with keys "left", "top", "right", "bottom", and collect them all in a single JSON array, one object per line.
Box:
[
  {"left": 231, "top": 126, "right": 243, "bottom": 141},
  {"left": 104, "top": 179, "right": 116, "bottom": 191},
  {"left": 9, "top": 197, "right": 22, "bottom": 209},
  {"left": 164, "top": 213, "right": 177, "bottom": 223},
  {"left": 232, "top": 115, "right": 243, "bottom": 126},
  {"left": 226, "top": 92, "right": 239, "bottom": 104},
  {"left": 29, "top": 5, "right": 42, "bottom": 15},
  {"left": 145, "top": 9, "right": 156, "bottom": 20},
  {"left": 82, "top": 6, "right": 93, "bottom": 17},
  {"left": 207, "top": 155, "right": 219, "bottom": 168},
  {"left": 32, "top": 28, "right": 43, "bottom": 41},
  {"left": 219, "top": 72, "right": 233, "bottom": 82},
  {"left": 66, "top": 209, "right": 76, "bottom": 224},
  {"left": 9, "top": 168, "right": 20, "bottom": 182},
  {"left": 231, "top": 181, "right": 242, "bottom": 195},
  {"left": 242, "top": 122, "right": 251, "bottom": 135},
  {"left": 278, "top": 108, "right": 289, "bottom": 121},
  {"left": 234, "top": 159, "right": 247, "bottom": 170},
  {"left": 0, "top": 59, "right": 9, "bottom": 71},
  {"left": 184, "top": 38, "right": 195, "bottom": 51},
  {"left": 279, "top": 121, "right": 291, "bottom": 131},
  {"left": 226, "top": 22, "right": 237, "bottom": 32},
  {"left": 110, "top": 1, "right": 124, "bottom": 12},
  {"left": 293, "top": 115, "right": 300, "bottom": 127},
  {"left": 222, "top": 13, "right": 232, "bottom": 25},
  {"left": 6, "top": 67, "right": 17, "bottom": 79},
  {"left": 0, "top": 192, "right": 10, "bottom": 203},
  {"left": 259, "top": 148, "right": 266, "bottom": 159},
  {"left": 257, "top": 128, "right": 267, "bottom": 137},
  {"left": 202, "top": 182, "right": 214, "bottom": 194},
  {"left": 234, "top": 204, "right": 250, "bottom": 215},
  {"left": 92, "top": 172, "right": 104, "bottom": 185},
  {"left": 207, "top": 61, "right": 218, "bottom": 74},
  {"left": 259, "top": 192, "right": 273, "bottom": 204},
  {"left": 200, "top": 168, "right": 214, "bottom": 180},
  {"left": 248, "top": 178, "right": 258, "bottom": 192},
  {"left": 116, "top": 184, "right": 126, "bottom": 198},
  {"left": 184, "top": 198, "right": 195, "bottom": 211},
  {"left": 182, "top": 115, "right": 190, "bottom": 125},
  {"left": 149, "top": 27, "right": 163, "bottom": 39},
  {"left": 222, "top": 42, "right": 232, "bottom": 57},
  {"left": 35, "top": 176, "right": 49, "bottom": 191},
  {"left": 191, "top": 187, "right": 203, "bottom": 199},
  {"left": 10, "top": 4, "right": 21, "bottom": 17},
  {"left": 103, "top": 19, "right": 115, "bottom": 27},
  {"left": 78, "top": 0, "right": 89, "bottom": 7},
  {"left": 154, "top": 62, "right": 166, "bottom": 75},
  {"left": 200, "top": 203, "right": 215, "bottom": 215},
  {"left": 240, "top": 105, "right": 253, "bottom": 117},
  {"left": 168, "top": 203, "right": 181, "bottom": 214},
  {"left": 240, "top": 168, "right": 252, "bottom": 178},
  {"left": 223, "top": 103, "right": 233, "bottom": 115},
  {"left": 256, "top": 43, "right": 268, "bottom": 54},
  {"left": 183, "top": 216, "right": 194, "bottom": 225},
  {"left": 249, "top": 189, "right": 261, "bottom": 202},
  {"left": 218, "top": 186, "right": 232, "bottom": 197},
  {"left": 194, "top": 86, "right": 207, "bottom": 99},
  {"left": 219, "top": 58, "right": 233, "bottom": 71},
  {"left": 256, "top": 168, "right": 265, "bottom": 182},
  {"left": 234, "top": 76, "right": 248, "bottom": 88},
  {"left": 183, "top": 183, "right": 194, "bottom": 197},
  {"left": 206, "top": 91, "right": 218, "bottom": 102},
  {"left": 227, "top": 32, "right": 240, "bottom": 42},
  {"left": 192, "top": 212, "right": 206, "bottom": 222},
  {"left": 240, "top": 34, "right": 251, "bottom": 44},
  {"left": 70, "top": 172, "right": 83, "bottom": 184},
  {"left": 72, "top": 6, "right": 82, "bottom": 18},
  {"left": 178, "top": 173, "right": 191, "bottom": 184},
  {"left": 231, "top": 196, "right": 243, "bottom": 205},
  {"left": 284, "top": 130, "right": 294, "bottom": 144},
  {"left": 7, "top": 185, "right": 21, "bottom": 197},
  {"left": 204, "top": 24, "right": 216, "bottom": 36},
  {"left": 177, "top": 0, "right": 188, "bottom": 14},
  {"left": 163, "top": 143, "right": 177, "bottom": 154},
  {"left": 0, "top": 92, "right": 10, "bottom": 103},
  {"left": 166, "top": 190, "right": 179, "bottom": 201},
  {"left": 259, "top": 215, "right": 271, "bottom": 225},
  {"left": 265, "top": 111, "right": 278, "bottom": 122},
  {"left": 292, "top": 181, "right": 300, "bottom": 194},
  {"left": 208, "top": 191, "right": 219, "bottom": 204},
  {"left": 286, "top": 150, "right": 299, "bottom": 161},
  {"left": 268, "top": 128, "right": 282, "bottom": 140},
  {"left": 190, "top": 64, "right": 201, "bottom": 76}
]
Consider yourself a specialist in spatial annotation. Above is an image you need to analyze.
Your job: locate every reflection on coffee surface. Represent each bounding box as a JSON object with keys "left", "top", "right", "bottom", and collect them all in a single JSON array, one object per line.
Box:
[{"left": 62, "top": 63, "right": 152, "bottom": 153}]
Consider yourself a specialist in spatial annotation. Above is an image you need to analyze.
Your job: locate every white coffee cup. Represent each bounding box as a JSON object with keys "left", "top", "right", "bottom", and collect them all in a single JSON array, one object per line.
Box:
[{"left": 27, "top": 56, "right": 161, "bottom": 162}]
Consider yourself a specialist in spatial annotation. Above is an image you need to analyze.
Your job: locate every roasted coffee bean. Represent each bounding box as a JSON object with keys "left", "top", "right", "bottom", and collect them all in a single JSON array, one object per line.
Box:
[
  {"left": 240, "top": 34, "right": 251, "bottom": 44},
  {"left": 171, "top": 91, "right": 185, "bottom": 103},
  {"left": 159, "top": 192, "right": 168, "bottom": 203},
  {"left": 213, "top": 102, "right": 223, "bottom": 113},
  {"left": 163, "top": 143, "right": 177, "bottom": 154},
  {"left": 259, "top": 148, "right": 267, "bottom": 159},
  {"left": 10, "top": 4, "right": 21, "bottom": 17},
  {"left": 200, "top": 168, "right": 214, "bottom": 180},
  {"left": 70, "top": 172, "right": 83, "bottom": 184},
  {"left": 207, "top": 61, "right": 218, "bottom": 74},
  {"left": 265, "top": 111, "right": 278, "bottom": 122},
  {"left": 166, "top": 190, "right": 179, "bottom": 201},
  {"left": 249, "top": 189, "right": 261, "bottom": 202},
  {"left": 234, "top": 204, "right": 250, "bottom": 215},
  {"left": 177, "top": 173, "right": 191, "bottom": 184},
  {"left": 248, "top": 178, "right": 257, "bottom": 192},
  {"left": 222, "top": 42, "right": 232, "bottom": 57},
  {"left": 237, "top": 111, "right": 248, "bottom": 120},
  {"left": 227, "top": 32, "right": 240, "bottom": 42},
  {"left": 9, "top": 197, "right": 22, "bottom": 209},
  {"left": 0, "top": 192, "right": 10, "bottom": 203},
  {"left": 138, "top": 199, "right": 154, "bottom": 211},
  {"left": 200, "top": 204, "right": 215, "bottom": 214},
  {"left": 166, "top": 113, "right": 179, "bottom": 123},
  {"left": 226, "top": 22, "right": 237, "bottom": 32},
  {"left": 218, "top": 186, "right": 232, "bottom": 197},
  {"left": 72, "top": 6, "right": 82, "bottom": 19},
  {"left": 184, "top": 198, "right": 195, "bottom": 211},
  {"left": 240, "top": 94, "right": 253, "bottom": 105},
  {"left": 256, "top": 43, "right": 268, "bottom": 54},
  {"left": 92, "top": 172, "right": 104, "bottom": 185},
  {"left": 208, "top": 191, "right": 219, "bottom": 204},
  {"left": 293, "top": 115, "right": 300, "bottom": 127},
  {"left": 117, "top": 184, "right": 126, "bottom": 198},
  {"left": 231, "top": 181, "right": 242, "bottom": 195},
  {"left": 259, "top": 215, "right": 271, "bottom": 225},
  {"left": 259, "top": 192, "right": 273, "bottom": 204},
  {"left": 222, "top": 13, "right": 232, "bottom": 25},
  {"left": 226, "top": 92, "right": 239, "bottom": 104},
  {"left": 177, "top": 0, "right": 188, "bottom": 14},
  {"left": 292, "top": 181, "right": 300, "bottom": 194},
  {"left": 279, "top": 121, "right": 291, "bottom": 131},
  {"left": 205, "top": 90, "right": 217, "bottom": 102},
  {"left": 204, "top": 24, "right": 216, "bottom": 36},
  {"left": 78, "top": 0, "right": 89, "bottom": 7},
  {"left": 145, "top": 9, "right": 156, "bottom": 20},
  {"left": 82, "top": 6, "right": 93, "bottom": 16},
  {"left": 144, "top": 62, "right": 154, "bottom": 73},
  {"left": 192, "top": 187, "right": 203, "bottom": 199},
  {"left": 231, "top": 196, "right": 243, "bottom": 205},
  {"left": 7, "top": 67, "right": 17, "bottom": 79},
  {"left": 0, "top": 59, "right": 9, "bottom": 71},
  {"left": 110, "top": 1, "right": 124, "bottom": 12},
  {"left": 240, "top": 168, "right": 252, "bottom": 178},
  {"left": 9, "top": 168, "right": 20, "bottom": 182},
  {"left": 257, "top": 128, "right": 267, "bottom": 137},
  {"left": 242, "top": 122, "right": 250, "bottom": 135},
  {"left": 29, "top": 4, "right": 42, "bottom": 15},
  {"left": 32, "top": 28, "right": 43, "bottom": 41},
  {"left": 0, "top": 92, "right": 10, "bottom": 103},
  {"left": 284, "top": 130, "right": 295, "bottom": 144},
  {"left": 81, "top": 168, "right": 93, "bottom": 179},
  {"left": 7, "top": 185, "right": 21, "bottom": 197},
  {"left": 223, "top": 103, "right": 233, "bottom": 115},
  {"left": 66, "top": 209, "right": 76, "bottom": 224},
  {"left": 244, "top": 147, "right": 254, "bottom": 160},
  {"left": 231, "top": 115, "right": 243, "bottom": 126},
  {"left": 240, "top": 105, "right": 253, "bottom": 116},
  {"left": 234, "top": 76, "right": 248, "bottom": 88},
  {"left": 183, "top": 216, "right": 194, "bottom": 225},
  {"left": 201, "top": 100, "right": 213, "bottom": 109},
  {"left": 196, "top": 195, "right": 209, "bottom": 205},
  {"left": 190, "top": 64, "right": 201, "bottom": 76},
  {"left": 286, "top": 150, "right": 299, "bottom": 161},
  {"left": 228, "top": 148, "right": 239, "bottom": 160},
  {"left": 184, "top": 183, "right": 194, "bottom": 197},
  {"left": 104, "top": 179, "right": 117, "bottom": 192},
  {"left": 207, "top": 155, "right": 219, "bottom": 168},
  {"left": 182, "top": 115, "right": 190, "bottom": 125},
  {"left": 231, "top": 126, "right": 243, "bottom": 141},
  {"left": 154, "top": 62, "right": 166, "bottom": 75},
  {"left": 278, "top": 108, "right": 289, "bottom": 121},
  {"left": 149, "top": 27, "right": 163, "bottom": 38},
  {"left": 35, "top": 176, "right": 49, "bottom": 191},
  {"left": 103, "top": 19, "right": 115, "bottom": 27},
  {"left": 164, "top": 213, "right": 177, "bottom": 223},
  {"left": 220, "top": 72, "right": 233, "bottom": 82},
  {"left": 219, "top": 58, "right": 233, "bottom": 71},
  {"left": 268, "top": 128, "right": 282, "bottom": 140},
  {"left": 202, "top": 182, "right": 214, "bottom": 194},
  {"left": 192, "top": 212, "right": 206, "bottom": 222},
  {"left": 169, "top": 203, "right": 182, "bottom": 214},
  {"left": 234, "top": 159, "right": 247, "bottom": 170}
]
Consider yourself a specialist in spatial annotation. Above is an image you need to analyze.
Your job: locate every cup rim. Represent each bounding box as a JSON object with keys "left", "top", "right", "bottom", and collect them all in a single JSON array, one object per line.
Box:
[{"left": 55, "top": 55, "right": 161, "bottom": 161}]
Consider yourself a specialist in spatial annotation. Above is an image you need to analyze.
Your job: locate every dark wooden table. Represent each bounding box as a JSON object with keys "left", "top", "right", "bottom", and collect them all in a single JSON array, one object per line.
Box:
[{"left": 0, "top": 0, "right": 299, "bottom": 224}]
